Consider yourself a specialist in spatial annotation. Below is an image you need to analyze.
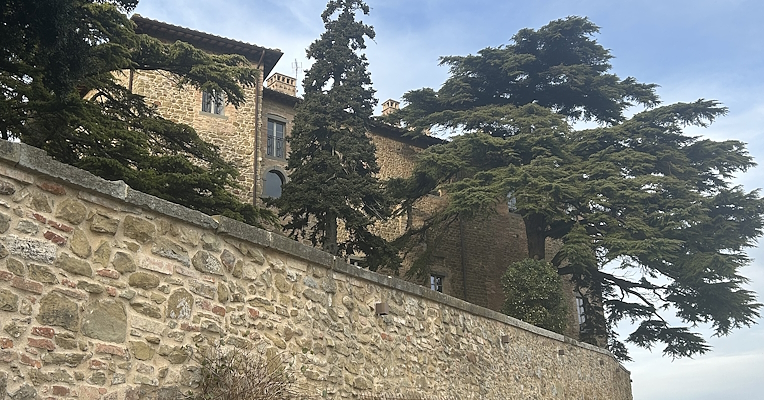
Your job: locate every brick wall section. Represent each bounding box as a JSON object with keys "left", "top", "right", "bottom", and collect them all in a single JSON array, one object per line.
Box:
[{"left": 0, "top": 141, "right": 632, "bottom": 399}]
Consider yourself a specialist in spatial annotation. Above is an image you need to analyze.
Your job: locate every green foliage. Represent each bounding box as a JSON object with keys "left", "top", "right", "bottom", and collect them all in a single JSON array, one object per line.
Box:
[
  {"left": 1, "top": 0, "right": 274, "bottom": 226},
  {"left": 272, "top": 0, "right": 398, "bottom": 271},
  {"left": 502, "top": 259, "right": 568, "bottom": 334},
  {"left": 391, "top": 17, "right": 763, "bottom": 360},
  {"left": 388, "top": 16, "right": 658, "bottom": 134}
]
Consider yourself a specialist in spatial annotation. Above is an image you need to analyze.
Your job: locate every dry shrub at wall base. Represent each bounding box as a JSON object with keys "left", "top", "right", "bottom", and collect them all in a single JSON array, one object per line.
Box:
[
  {"left": 502, "top": 259, "right": 568, "bottom": 334},
  {"left": 188, "top": 343, "right": 299, "bottom": 400}
]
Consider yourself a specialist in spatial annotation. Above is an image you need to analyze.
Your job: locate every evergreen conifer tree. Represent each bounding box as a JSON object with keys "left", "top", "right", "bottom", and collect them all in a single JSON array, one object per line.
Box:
[
  {"left": 273, "top": 0, "right": 397, "bottom": 271},
  {"left": 389, "top": 17, "right": 763, "bottom": 359},
  {"left": 1, "top": 0, "right": 273, "bottom": 225}
]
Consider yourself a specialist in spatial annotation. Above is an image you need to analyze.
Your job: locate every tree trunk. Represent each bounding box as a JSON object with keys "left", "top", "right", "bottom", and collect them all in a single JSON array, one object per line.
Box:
[
  {"left": 323, "top": 212, "right": 339, "bottom": 255},
  {"left": 525, "top": 213, "right": 546, "bottom": 260}
]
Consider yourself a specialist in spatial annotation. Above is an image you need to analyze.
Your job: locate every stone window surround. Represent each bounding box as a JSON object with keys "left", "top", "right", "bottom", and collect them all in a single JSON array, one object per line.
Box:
[
  {"left": 265, "top": 114, "right": 287, "bottom": 159},
  {"left": 261, "top": 165, "right": 288, "bottom": 198},
  {"left": 430, "top": 272, "right": 446, "bottom": 292},
  {"left": 200, "top": 90, "right": 226, "bottom": 118}
]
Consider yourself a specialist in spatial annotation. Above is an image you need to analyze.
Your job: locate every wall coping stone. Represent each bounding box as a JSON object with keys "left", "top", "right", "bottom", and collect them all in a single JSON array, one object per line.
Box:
[{"left": 0, "top": 139, "right": 629, "bottom": 375}]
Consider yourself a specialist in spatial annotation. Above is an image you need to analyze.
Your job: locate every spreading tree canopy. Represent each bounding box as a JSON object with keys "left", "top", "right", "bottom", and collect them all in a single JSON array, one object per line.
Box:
[
  {"left": 1, "top": 0, "right": 272, "bottom": 225},
  {"left": 389, "top": 16, "right": 763, "bottom": 359},
  {"left": 272, "top": 0, "right": 398, "bottom": 270}
]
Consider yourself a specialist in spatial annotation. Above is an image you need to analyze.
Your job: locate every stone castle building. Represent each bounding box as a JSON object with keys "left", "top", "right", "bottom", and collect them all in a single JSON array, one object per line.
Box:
[{"left": 130, "top": 15, "right": 587, "bottom": 340}]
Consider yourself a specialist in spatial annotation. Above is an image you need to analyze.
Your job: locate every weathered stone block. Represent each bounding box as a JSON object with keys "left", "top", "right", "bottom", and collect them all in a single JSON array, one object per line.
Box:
[
  {"left": 140, "top": 256, "right": 174, "bottom": 275},
  {"left": 151, "top": 238, "right": 189, "bottom": 266},
  {"left": 130, "top": 300, "right": 162, "bottom": 319},
  {"left": 220, "top": 249, "right": 236, "bottom": 271},
  {"left": 70, "top": 228, "right": 92, "bottom": 258},
  {"left": 128, "top": 272, "right": 160, "bottom": 289},
  {"left": 0, "top": 289, "right": 18, "bottom": 312},
  {"left": 55, "top": 198, "right": 88, "bottom": 225},
  {"left": 10, "top": 276, "right": 43, "bottom": 294},
  {"left": 123, "top": 215, "right": 156, "bottom": 243},
  {"left": 14, "top": 219, "right": 38, "bottom": 235},
  {"left": 217, "top": 283, "right": 229, "bottom": 303},
  {"left": 77, "top": 281, "right": 104, "bottom": 294},
  {"left": 28, "top": 264, "right": 57, "bottom": 284},
  {"left": 81, "top": 300, "right": 127, "bottom": 343},
  {"left": 55, "top": 252, "right": 93, "bottom": 277},
  {"left": 112, "top": 251, "right": 136, "bottom": 273},
  {"left": 37, "top": 292, "right": 79, "bottom": 331},
  {"left": 3, "top": 235, "right": 57, "bottom": 263},
  {"left": 42, "top": 352, "right": 87, "bottom": 367},
  {"left": 166, "top": 288, "right": 193, "bottom": 319},
  {"left": 191, "top": 250, "right": 223, "bottom": 276},
  {"left": 90, "top": 213, "right": 120, "bottom": 234},
  {"left": 157, "top": 345, "right": 191, "bottom": 364},
  {"left": 0, "top": 212, "right": 10, "bottom": 234},
  {"left": 9, "top": 384, "right": 37, "bottom": 400},
  {"left": 0, "top": 179, "right": 16, "bottom": 195},
  {"left": 31, "top": 191, "right": 52, "bottom": 213},
  {"left": 92, "top": 240, "right": 111, "bottom": 266},
  {"left": 131, "top": 316, "right": 165, "bottom": 336},
  {"left": 130, "top": 341, "right": 155, "bottom": 361},
  {"left": 188, "top": 280, "right": 216, "bottom": 299}
]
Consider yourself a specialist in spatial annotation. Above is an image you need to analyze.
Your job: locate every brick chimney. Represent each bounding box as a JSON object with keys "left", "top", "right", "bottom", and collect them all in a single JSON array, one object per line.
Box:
[
  {"left": 266, "top": 73, "right": 297, "bottom": 96},
  {"left": 382, "top": 99, "right": 400, "bottom": 116}
]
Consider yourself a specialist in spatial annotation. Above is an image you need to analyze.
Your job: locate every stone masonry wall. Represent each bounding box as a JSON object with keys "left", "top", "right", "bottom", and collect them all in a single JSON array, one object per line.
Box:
[
  {"left": 0, "top": 141, "right": 632, "bottom": 400},
  {"left": 125, "top": 70, "right": 261, "bottom": 203}
]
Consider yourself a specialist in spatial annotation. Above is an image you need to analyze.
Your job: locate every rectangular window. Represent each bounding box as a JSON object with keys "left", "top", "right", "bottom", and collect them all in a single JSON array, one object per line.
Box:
[
  {"left": 267, "top": 119, "right": 286, "bottom": 158},
  {"left": 202, "top": 90, "right": 224, "bottom": 115},
  {"left": 576, "top": 296, "right": 586, "bottom": 326},
  {"left": 430, "top": 274, "right": 444, "bottom": 293}
]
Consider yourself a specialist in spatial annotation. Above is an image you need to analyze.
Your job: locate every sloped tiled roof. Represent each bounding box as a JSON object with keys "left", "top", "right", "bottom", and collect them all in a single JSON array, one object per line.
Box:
[{"left": 132, "top": 14, "right": 283, "bottom": 77}]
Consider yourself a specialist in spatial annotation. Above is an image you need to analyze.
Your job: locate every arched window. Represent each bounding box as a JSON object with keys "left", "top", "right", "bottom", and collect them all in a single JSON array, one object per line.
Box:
[{"left": 263, "top": 170, "right": 285, "bottom": 198}]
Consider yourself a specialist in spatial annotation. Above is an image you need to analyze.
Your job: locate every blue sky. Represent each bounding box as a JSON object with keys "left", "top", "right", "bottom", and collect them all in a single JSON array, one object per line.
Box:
[{"left": 132, "top": 1, "right": 764, "bottom": 398}]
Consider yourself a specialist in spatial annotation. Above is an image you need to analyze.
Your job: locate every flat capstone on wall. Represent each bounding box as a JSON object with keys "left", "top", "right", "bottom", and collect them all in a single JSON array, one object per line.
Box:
[{"left": 0, "top": 140, "right": 632, "bottom": 400}]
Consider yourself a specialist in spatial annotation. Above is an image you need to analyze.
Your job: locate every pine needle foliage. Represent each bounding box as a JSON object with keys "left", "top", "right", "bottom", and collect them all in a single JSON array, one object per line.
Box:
[
  {"left": 389, "top": 17, "right": 764, "bottom": 360},
  {"left": 272, "top": 0, "right": 398, "bottom": 271},
  {"left": 1, "top": 0, "right": 274, "bottom": 226}
]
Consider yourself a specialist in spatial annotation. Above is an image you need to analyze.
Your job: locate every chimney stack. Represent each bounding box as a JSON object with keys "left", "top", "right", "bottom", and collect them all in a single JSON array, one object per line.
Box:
[
  {"left": 382, "top": 99, "right": 400, "bottom": 116},
  {"left": 266, "top": 73, "right": 297, "bottom": 96}
]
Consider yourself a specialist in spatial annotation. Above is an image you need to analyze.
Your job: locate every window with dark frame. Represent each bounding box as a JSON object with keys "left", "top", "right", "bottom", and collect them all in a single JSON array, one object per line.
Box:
[
  {"left": 576, "top": 296, "right": 586, "bottom": 328},
  {"left": 201, "top": 90, "right": 224, "bottom": 115},
  {"left": 263, "top": 170, "right": 284, "bottom": 198},
  {"left": 430, "top": 274, "right": 444, "bottom": 293},
  {"left": 267, "top": 119, "right": 286, "bottom": 158}
]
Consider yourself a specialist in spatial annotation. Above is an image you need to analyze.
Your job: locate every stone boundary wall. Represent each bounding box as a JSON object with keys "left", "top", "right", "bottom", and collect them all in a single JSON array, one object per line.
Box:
[{"left": 0, "top": 140, "right": 632, "bottom": 400}]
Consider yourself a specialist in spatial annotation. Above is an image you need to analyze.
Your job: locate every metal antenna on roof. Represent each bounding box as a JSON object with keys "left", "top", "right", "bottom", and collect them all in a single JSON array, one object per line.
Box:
[{"left": 292, "top": 59, "right": 303, "bottom": 95}]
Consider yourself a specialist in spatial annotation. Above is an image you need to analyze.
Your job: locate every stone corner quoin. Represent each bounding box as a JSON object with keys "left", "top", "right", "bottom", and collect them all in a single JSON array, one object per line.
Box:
[{"left": 0, "top": 140, "right": 633, "bottom": 400}]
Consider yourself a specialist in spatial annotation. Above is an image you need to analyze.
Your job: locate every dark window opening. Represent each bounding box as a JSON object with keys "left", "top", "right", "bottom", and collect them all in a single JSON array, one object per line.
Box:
[
  {"left": 430, "top": 274, "right": 444, "bottom": 292},
  {"left": 202, "top": 90, "right": 224, "bottom": 115},
  {"left": 576, "top": 296, "right": 586, "bottom": 329},
  {"left": 267, "top": 119, "right": 286, "bottom": 158},
  {"left": 263, "top": 170, "right": 284, "bottom": 198}
]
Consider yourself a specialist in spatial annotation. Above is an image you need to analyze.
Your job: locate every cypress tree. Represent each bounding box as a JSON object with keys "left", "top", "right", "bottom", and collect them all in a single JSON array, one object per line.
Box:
[{"left": 273, "top": 0, "right": 397, "bottom": 271}]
